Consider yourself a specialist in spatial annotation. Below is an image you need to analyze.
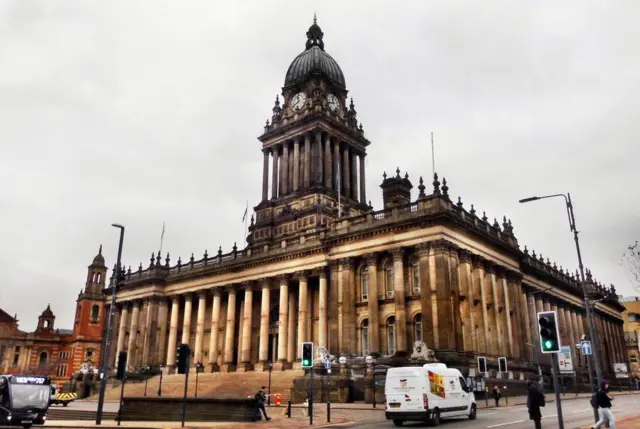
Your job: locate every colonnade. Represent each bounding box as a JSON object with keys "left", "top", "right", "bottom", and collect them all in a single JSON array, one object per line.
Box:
[{"left": 261, "top": 130, "right": 366, "bottom": 204}]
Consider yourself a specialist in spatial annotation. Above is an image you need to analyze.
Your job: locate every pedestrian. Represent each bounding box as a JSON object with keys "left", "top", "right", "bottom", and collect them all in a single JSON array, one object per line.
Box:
[
  {"left": 251, "top": 385, "right": 271, "bottom": 422},
  {"left": 527, "top": 379, "right": 545, "bottom": 429},
  {"left": 593, "top": 379, "right": 615, "bottom": 429},
  {"left": 492, "top": 386, "right": 502, "bottom": 407}
]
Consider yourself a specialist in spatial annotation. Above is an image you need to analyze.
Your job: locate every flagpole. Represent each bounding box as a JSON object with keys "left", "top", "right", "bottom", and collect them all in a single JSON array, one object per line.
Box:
[
  {"left": 431, "top": 131, "right": 435, "bottom": 177},
  {"left": 159, "top": 222, "right": 165, "bottom": 254},
  {"left": 244, "top": 200, "right": 249, "bottom": 245}
]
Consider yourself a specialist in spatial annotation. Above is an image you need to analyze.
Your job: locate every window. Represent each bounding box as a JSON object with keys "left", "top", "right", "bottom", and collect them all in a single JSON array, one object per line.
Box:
[
  {"left": 631, "top": 356, "right": 638, "bottom": 363},
  {"left": 629, "top": 313, "right": 637, "bottom": 322},
  {"left": 91, "top": 305, "right": 100, "bottom": 320},
  {"left": 38, "top": 351, "right": 48, "bottom": 368},
  {"left": 44, "top": 320, "right": 50, "bottom": 329},
  {"left": 414, "top": 314, "right": 423, "bottom": 343},
  {"left": 385, "top": 261, "right": 394, "bottom": 298},
  {"left": 387, "top": 317, "right": 396, "bottom": 355},
  {"left": 361, "top": 320, "right": 369, "bottom": 356},
  {"left": 86, "top": 349, "right": 94, "bottom": 359},
  {"left": 361, "top": 267, "right": 369, "bottom": 302},
  {"left": 412, "top": 258, "right": 420, "bottom": 294},
  {"left": 56, "top": 364, "right": 67, "bottom": 377},
  {"left": 12, "top": 346, "right": 20, "bottom": 367}
]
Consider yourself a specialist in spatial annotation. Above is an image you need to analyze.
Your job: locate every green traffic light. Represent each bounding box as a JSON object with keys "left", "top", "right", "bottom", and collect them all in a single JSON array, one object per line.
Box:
[{"left": 544, "top": 340, "right": 554, "bottom": 350}]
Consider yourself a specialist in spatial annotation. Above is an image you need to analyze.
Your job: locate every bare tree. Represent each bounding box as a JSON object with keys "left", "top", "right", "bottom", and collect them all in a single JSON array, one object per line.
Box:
[{"left": 622, "top": 241, "right": 640, "bottom": 291}]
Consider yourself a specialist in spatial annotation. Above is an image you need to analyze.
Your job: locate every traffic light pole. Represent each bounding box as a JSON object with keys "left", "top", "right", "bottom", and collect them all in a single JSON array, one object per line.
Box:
[
  {"left": 551, "top": 354, "right": 565, "bottom": 429},
  {"left": 181, "top": 353, "right": 191, "bottom": 428}
]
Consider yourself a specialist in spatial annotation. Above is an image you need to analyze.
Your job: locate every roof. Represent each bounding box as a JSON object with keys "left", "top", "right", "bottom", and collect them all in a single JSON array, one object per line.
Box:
[
  {"left": 284, "top": 18, "right": 346, "bottom": 90},
  {"left": 0, "top": 308, "right": 16, "bottom": 324}
]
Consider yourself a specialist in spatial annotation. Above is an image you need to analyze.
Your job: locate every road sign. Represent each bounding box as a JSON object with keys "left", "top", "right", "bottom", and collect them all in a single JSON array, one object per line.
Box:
[
  {"left": 325, "top": 359, "right": 331, "bottom": 370},
  {"left": 580, "top": 340, "right": 592, "bottom": 356},
  {"left": 557, "top": 346, "right": 574, "bottom": 373}
]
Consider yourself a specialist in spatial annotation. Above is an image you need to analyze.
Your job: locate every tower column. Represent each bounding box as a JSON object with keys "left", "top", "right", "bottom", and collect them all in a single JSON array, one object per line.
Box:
[
  {"left": 222, "top": 287, "right": 237, "bottom": 372},
  {"left": 181, "top": 293, "right": 193, "bottom": 346},
  {"left": 333, "top": 141, "right": 340, "bottom": 192},
  {"left": 208, "top": 289, "right": 222, "bottom": 371},
  {"left": 166, "top": 297, "right": 180, "bottom": 370},
  {"left": 287, "top": 291, "right": 297, "bottom": 363},
  {"left": 141, "top": 298, "right": 157, "bottom": 366},
  {"left": 318, "top": 270, "right": 328, "bottom": 350},
  {"left": 359, "top": 154, "right": 367, "bottom": 204},
  {"left": 304, "top": 134, "right": 311, "bottom": 188},
  {"left": 194, "top": 292, "right": 207, "bottom": 364},
  {"left": 324, "top": 135, "right": 332, "bottom": 189},
  {"left": 256, "top": 279, "right": 271, "bottom": 370},
  {"left": 126, "top": 301, "right": 140, "bottom": 369},
  {"left": 293, "top": 139, "right": 300, "bottom": 191},
  {"left": 262, "top": 149, "right": 269, "bottom": 201},
  {"left": 116, "top": 304, "right": 129, "bottom": 359},
  {"left": 156, "top": 299, "right": 169, "bottom": 366},
  {"left": 281, "top": 142, "right": 289, "bottom": 195},
  {"left": 343, "top": 146, "right": 351, "bottom": 198},
  {"left": 315, "top": 131, "right": 323, "bottom": 185},
  {"left": 351, "top": 149, "right": 358, "bottom": 201},
  {"left": 297, "top": 272, "right": 309, "bottom": 360},
  {"left": 276, "top": 276, "right": 289, "bottom": 369},
  {"left": 391, "top": 249, "right": 407, "bottom": 352},
  {"left": 271, "top": 146, "right": 279, "bottom": 199}
]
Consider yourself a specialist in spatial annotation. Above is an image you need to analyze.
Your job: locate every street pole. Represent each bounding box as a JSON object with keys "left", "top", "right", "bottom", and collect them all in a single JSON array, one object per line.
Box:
[
  {"left": 96, "top": 223, "right": 125, "bottom": 425},
  {"left": 551, "top": 355, "right": 565, "bottom": 429}
]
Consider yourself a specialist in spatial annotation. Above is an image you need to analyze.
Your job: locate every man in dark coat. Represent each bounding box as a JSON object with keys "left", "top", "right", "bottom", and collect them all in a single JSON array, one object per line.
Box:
[{"left": 527, "top": 379, "right": 545, "bottom": 429}]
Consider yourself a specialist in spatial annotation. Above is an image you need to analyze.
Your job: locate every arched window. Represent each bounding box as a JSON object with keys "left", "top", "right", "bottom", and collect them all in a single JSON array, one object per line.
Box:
[
  {"left": 38, "top": 351, "right": 48, "bottom": 368},
  {"left": 412, "top": 258, "right": 420, "bottom": 294},
  {"left": 361, "top": 267, "right": 369, "bottom": 302},
  {"left": 361, "top": 319, "right": 369, "bottom": 356},
  {"left": 91, "top": 305, "right": 100, "bottom": 320},
  {"left": 387, "top": 317, "right": 396, "bottom": 355},
  {"left": 414, "top": 314, "right": 423, "bottom": 343},
  {"left": 384, "top": 260, "right": 394, "bottom": 298}
]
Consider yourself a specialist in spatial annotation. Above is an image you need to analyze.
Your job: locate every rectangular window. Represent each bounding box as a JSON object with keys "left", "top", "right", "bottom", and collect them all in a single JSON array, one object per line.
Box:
[
  {"left": 362, "top": 327, "right": 369, "bottom": 356},
  {"left": 388, "top": 326, "right": 396, "bottom": 355},
  {"left": 361, "top": 273, "right": 368, "bottom": 302}
]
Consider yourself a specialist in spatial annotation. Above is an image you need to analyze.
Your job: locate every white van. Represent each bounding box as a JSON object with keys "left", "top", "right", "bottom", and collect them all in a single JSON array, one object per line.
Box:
[{"left": 384, "top": 363, "right": 476, "bottom": 426}]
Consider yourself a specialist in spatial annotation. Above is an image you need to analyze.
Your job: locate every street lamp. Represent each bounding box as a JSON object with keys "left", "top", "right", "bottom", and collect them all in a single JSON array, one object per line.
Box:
[
  {"left": 267, "top": 361, "right": 273, "bottom": 406},
  {"left": 158, "top": 366, "right": 164, "bottom": 397},
  {"left": 365, "top": 355, "right": 377, "bottom": 408},
  {"left": 519, "top": 195, "right": 603, "bottom": 393},
  {"left": 195, "top": 362, "right": 204, "bottom": 397},
  {"left": 96, "top": 223, "right": 125, "bottom": 425}
]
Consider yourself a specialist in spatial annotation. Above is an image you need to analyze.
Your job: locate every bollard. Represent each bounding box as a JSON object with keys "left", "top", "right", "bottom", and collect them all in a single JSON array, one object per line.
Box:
[
  {"left": 327, "top": 400, "right": 331, "bottom": 422},
  {"left": 287, "top": 400, "right": 292, "bottom": 418},
  {"left": 275, "top": 393, "right": 281, "bottom": 406}
]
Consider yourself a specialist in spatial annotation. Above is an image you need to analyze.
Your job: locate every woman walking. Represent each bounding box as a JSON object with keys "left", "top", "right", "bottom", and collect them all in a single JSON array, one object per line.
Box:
[{"left": 593, "top": 379, "right": 615, "bottom": 429}]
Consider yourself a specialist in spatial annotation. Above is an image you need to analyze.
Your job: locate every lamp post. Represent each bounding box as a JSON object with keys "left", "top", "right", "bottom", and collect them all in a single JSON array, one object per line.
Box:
[
  {"left": 195, "top": 362, "right": 204, "bottom": 397},
  {"left": 267, "top": 361, "right": 273, "bottom": 406},
  {"left": 365, "top": 355, "right": 377, "bottom": 408},
  {"left": 96, "top": 223, "right": 125, "bottom": 425},
  {"left": 158, "top": 366, "right": 164, "bottom": 397},
  {"left": 519, "top": 193, "right": 603, "bottom": 421}
]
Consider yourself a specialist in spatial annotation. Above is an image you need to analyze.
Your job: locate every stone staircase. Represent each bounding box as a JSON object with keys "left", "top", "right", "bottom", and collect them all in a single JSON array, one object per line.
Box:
[{"left": 98, "top": 370, "right": 303, "bottom": 403}]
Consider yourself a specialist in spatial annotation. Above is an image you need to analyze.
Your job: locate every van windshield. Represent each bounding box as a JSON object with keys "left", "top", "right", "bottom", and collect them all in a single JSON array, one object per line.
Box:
[{"left": 10, "top": 384, "right": 50, "bottom": 410}]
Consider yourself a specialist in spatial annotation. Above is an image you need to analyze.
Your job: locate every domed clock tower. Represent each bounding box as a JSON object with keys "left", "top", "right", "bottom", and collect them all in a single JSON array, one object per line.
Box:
[{"left": 249, "top": 16, "right": 370, "bottom": 247}]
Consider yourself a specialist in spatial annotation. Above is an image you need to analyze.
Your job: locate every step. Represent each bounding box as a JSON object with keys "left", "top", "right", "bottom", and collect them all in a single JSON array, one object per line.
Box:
[{"left": 47, "top": 409, "right": 117, "bottom": 421}]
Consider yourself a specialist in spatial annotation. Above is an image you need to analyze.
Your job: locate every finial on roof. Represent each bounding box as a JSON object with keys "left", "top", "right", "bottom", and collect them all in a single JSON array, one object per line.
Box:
[
  {"left": 432, "top": 173, "right": 441, "bottom": 195},
  {"left": 395, "top": 167, "right": 401, "bottom": 178},
  {"left": 313, "top": 12, "right": 317, "bottom": 25},
  {"left": 98, "top": 244, "right": 102, "bottom": 255},
  {"left": 524, "top": 246, "right": 529, "bottom": 255},
  {"left": 418, "top": 176, "right": 426, "bottom": 198},
  {"left": 383, "top": 171, "right": 387, "bottom": 180},
  {"left": 456, "top": 196, "right": 463, "bottom": 209},
  {"left": 470, "top": 204, "right": 476, "bottom": 216},
  {"left": 441, "top": 177, "right": 449, "bottom": 197}
]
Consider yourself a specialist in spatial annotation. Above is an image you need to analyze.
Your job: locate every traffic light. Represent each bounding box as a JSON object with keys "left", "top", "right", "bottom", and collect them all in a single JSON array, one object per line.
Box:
[
  {"left": 116, "top": 351, "right": 127, "bottom": 380},
  {"left": 498, "top": 357, "right": 507, "bottom": 373},
  {"left": 477, "top": 356, "right": 487, "bottom": 374},
  {"left": 302, "top": 342, "right": 313, "bottom": 368},
  {"left": 538, "top": 311, "right": 561, "bottom": 353},
  {"left": 177, "top": 343, "right": 191, "bottom": 374}
]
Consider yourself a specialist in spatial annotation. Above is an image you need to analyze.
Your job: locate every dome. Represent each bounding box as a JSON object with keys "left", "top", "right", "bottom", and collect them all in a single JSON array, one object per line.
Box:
[
  {"left": 92, "top": 244, "right": 105, "bottom": 265},
  {"left": 41, "top": 304, "right": 54, "bottom": 318},
  {"left": 284, "top": 17, "right": 346, "bottom": 90}
]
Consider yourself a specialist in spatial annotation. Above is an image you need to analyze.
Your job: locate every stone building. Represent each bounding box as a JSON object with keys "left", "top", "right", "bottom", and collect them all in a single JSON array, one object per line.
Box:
[
  {"left": 620, "top": 296, "right": 640, "bottom": 380},
  {"left": 0, "top": 247, "right": 107, "bottom": 387},
  {"left": 105, "top": 19, "right": 626, "bottom": 383}
]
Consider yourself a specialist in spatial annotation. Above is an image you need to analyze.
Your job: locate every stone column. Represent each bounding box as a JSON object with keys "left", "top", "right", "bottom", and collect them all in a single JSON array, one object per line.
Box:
[
  {"left": 135, "top": 300, "right": 148, "bottom": 367},
  {"left": 270, "top": 146, "right": 279, "bottom": 199},
  {"left": 256, "top": 279, "right": 271, "bottom": 370},
  {"left": 304, "top": 134, "right": 311, "bottom": 188},
  {"left": 208, "top": 289, "right": 222, "bottom": 371},
  {"left": 359, "top": 154, "right": 366, "bottom": 204},
  {"left": 141, "top": 299, "right": 156, "bottom": 366},
  {"left": 116, "top": 304, "right": 129, "bottom": 358},
  {"left": 342, "top": 146, "right": 351, "bottom": 198},
  {"left": 281, "top": 142, "right": 289, "bottom": 195},
  {"left": 297, "top": 272, "right": 309, "bottom": 360},
  {"left": 333, "top": 141, "right": 340, "bottom": 192},
  {"left": 157, "top": 299, "right": 169, "bottom": 366},
  {"left": 416, "top": 244, "right": 435, "bottom": 349},
  {"left": 391, "top": 248, "right": 407, "bottom": 352},
  {"left": 239, "top": 283, "right": 254, "bottom": 371},
  {"left": 364, "top": 254, "right": 380, "bottom": 353},
  {"left": 351, "top": 150, "right": 358, "bottom": 201},
  {"left": 458, "top": 249, "right": 474, "bottom": 352},
  {"left": 276, "top": 276, "right": 289, "bottom": 368},
  {"left": 315, "top": 131, "right": 323, "bottom": 185},
  {"left": 293, "top": 139, "right": 300, "bottom": 191},
  {"left": 288, "top": 141, "right": 294, "bottom": 192},
  {"left": 222, "top": 287, "right": 237, "bottom": 372},
  {"left": 194, "top": 292, "right": 207, "bottom": 364},
  {"left": 181, "top": 293, "right": 193, "bottom": 346},
  {"left": 324, "top": 135, "right": 332, "bottom": 189},
  {"left": 483, "top": 262, "right": 500, "bottom": 355},
  {"left": 287, "top": 291, "right": 296, "bottom": 363},
  {"left": 126, "top": 301, "right": 140, "bottom": 369},
  {"left": 166, "top": 297, "right": 180, "bottom": 370},
  {"left": 262, "top": 149, "right": 269, "bottom": 201},
  {"left": 472, "top": 257, "right": 487, "bottom": 354},
  {"left": 318, "top": 270, "right": 328, "bottom": 350}
]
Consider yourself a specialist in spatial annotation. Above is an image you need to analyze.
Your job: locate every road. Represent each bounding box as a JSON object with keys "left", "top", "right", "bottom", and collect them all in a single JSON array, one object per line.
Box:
[{"left": 347, "top": 394, "right": 640, "bottom": 429}]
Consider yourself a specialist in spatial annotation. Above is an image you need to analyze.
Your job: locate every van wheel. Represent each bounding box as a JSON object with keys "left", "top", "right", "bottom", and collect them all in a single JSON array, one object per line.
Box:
[
  {"left": 392, "top": 419, "right": 404, "bottom": 426},
  {"left": 430, "top": 409, "right": 440, "bottom": 426},
  {"left": 469, "top": 404, "right": 477, "bottom": 420}
]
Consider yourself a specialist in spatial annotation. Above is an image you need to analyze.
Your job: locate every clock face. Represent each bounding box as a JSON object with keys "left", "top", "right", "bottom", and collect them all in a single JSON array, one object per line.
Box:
[
  {"left": 291, "top": 92, "right": 307, "bottom": 111},
  {"left": 327, "top": 93, "right": 340, "bottom": 112}
]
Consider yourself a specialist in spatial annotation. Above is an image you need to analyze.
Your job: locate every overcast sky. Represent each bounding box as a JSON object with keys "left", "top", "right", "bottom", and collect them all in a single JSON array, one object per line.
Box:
[{"left": 1, "top": 0, "right": 638, "bottom": 331}]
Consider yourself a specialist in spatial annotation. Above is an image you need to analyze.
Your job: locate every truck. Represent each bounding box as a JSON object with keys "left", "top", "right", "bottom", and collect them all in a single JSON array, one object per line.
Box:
[
  {"left": 384, "top": 363, "right": 476, "bottom": 426},
  {"left": 49, "top": 383, "right": 77, "bottom": 407}
]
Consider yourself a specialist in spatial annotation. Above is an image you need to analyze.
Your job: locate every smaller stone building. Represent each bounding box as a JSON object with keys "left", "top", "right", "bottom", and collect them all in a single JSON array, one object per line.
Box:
[
  {"left": 621, "top": 296, "right": 640, "bottom": 380},
  {"left": 0, "top": 247, "right": 107, "bottom": 388}
]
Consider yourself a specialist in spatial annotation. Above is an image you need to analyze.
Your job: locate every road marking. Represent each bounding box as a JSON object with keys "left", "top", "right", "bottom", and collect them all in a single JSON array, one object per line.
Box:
[
  {"left": 487, "top": 420, "right": 525, "bottom": 428},
  {"left": 481, "top": 412, "right": 497, "bottom": 416},
  {"left": 507, "top": 407, "right": 527, "bottom": 412},
  {"left": 571, "top": 408, "right": 591, "bottom": 414},
  {"left": 542, "top": 414, "right": 557, "bottom": 419}
]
